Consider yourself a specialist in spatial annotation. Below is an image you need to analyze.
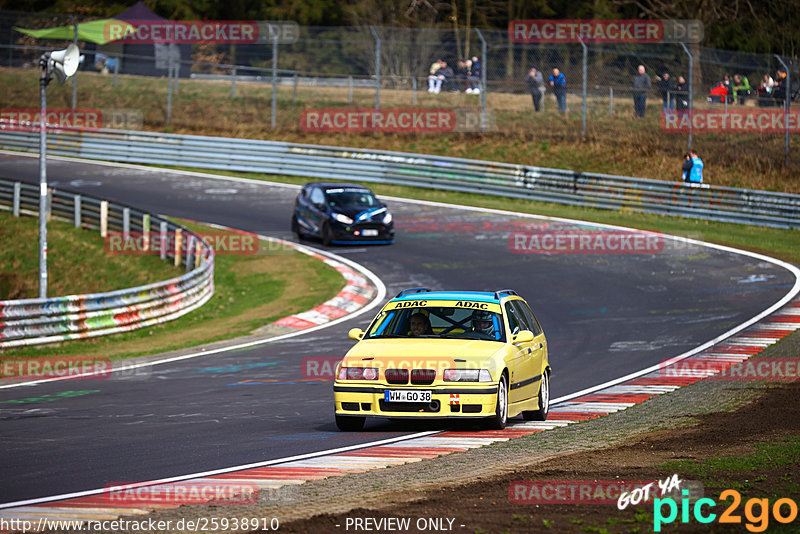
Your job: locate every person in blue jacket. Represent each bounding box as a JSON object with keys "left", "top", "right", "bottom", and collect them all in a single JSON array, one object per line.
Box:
[
  {"left": 687, "top": 151, "right": 703, "bottom": 183},
  {"left": 549, "top": 68, "right": 567, "bottom": 112}
]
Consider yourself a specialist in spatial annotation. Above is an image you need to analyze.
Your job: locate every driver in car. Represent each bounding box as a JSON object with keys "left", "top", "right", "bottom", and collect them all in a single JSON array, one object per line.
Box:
[{"left": 471, "top": 309, "right": 495, "bottom": 337}]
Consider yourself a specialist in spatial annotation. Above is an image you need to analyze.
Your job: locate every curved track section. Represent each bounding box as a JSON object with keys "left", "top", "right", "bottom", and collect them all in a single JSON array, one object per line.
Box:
[{"left": 0, "top": 153, "right": 796, "bottom": 505}]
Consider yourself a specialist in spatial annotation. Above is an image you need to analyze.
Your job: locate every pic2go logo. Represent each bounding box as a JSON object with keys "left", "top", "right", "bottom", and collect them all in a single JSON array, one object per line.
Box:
[{"left": 654, "top": 489, "right": 798, "bottom": 532}]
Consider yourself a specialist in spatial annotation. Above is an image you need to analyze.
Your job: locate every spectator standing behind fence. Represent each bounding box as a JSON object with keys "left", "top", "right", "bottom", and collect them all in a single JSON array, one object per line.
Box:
[
  {"left": 773, "top": 68, "right": 788, "bottom": 107},
  {"left": 632, "top": 65, "right": 651, "bottom": 118},
  {"left": 732, "top": 74, "right": 753, "bottom": 105},
  {"left": 656, "top": 71, "right": 674, "bottom": 113},
  {"left": 758, "top": 74, "right": 774, "bottom": 106},
  {"left": 428, "top": 59, "right": 443, "bottom": 94},
  {"left": 675, "top": 75, "right": 689, "bottom": 116},
  {"left": 526, "top": 67, "right": 544, "bottom": 111},
  {"left": 549, "top": 68, "right": 567, "bottom": 112},
  {"left": 467, "top": 56, "right": 481, "bottom": 94}
]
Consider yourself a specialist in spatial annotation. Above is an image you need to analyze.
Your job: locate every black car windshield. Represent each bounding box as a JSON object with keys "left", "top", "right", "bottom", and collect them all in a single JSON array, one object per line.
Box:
[
  {"left": 326, "top": 188, "right": 380, "bottom": 209},
  {"left": 365, "top": 304, "right": 505, "bottom": 342}
]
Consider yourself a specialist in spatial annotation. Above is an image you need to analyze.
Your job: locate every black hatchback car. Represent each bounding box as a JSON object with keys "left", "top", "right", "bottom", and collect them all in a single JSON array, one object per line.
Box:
[{"left": 291, "top": 183, "right": 395, "bottom": 245}]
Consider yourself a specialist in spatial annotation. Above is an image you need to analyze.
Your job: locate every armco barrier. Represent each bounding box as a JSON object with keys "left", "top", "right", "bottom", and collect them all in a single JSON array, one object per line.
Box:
[
  {"left": 1, "top": 124, "right": 799, "bottom": 228},
  {"left": 0, "top": 179, "right": 214, "bottom": 348}
]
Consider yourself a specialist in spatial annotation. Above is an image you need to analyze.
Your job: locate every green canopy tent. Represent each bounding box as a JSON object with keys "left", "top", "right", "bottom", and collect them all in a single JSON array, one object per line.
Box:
[{"left": 14, "top": 19, "right": 135, "bottom": 45}]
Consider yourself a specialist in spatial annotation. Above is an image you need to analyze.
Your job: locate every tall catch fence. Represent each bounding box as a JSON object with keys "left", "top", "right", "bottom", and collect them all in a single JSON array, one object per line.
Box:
[{"left": 0, "top": 10, "right": 797, "bottom": 167}]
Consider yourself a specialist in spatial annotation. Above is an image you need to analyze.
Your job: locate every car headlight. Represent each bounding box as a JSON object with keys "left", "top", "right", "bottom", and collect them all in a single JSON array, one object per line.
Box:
[
  {"left": 382, "top": 212, "right": 393, "bottom": 224},
  {"left": 443, "top": 369, "right": 492, "bottom": 382},
  {"left": 333, "top": 213, "right": 354, "bottom": 225},
  {"left": 337, "top": 367, "right": 379, "bottom": 380}
]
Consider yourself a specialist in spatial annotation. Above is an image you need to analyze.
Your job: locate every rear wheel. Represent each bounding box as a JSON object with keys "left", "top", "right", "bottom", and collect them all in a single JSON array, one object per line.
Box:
[
  {"left": 335, "top": 414, "right": 365, "bottom": 431},
  {"left": 291, "top": 215, "right": 301, "bottom": 238},
  {"left": 523, "top": 371, "right": 549, "bottom": 421},
  {"left": 486, "top": 373, "right": 508, "bottom": 430}
]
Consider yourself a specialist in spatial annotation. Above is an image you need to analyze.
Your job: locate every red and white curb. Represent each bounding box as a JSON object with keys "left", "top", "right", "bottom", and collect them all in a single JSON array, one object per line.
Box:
[{"left": 3, "top": 298, "right": 798, "bottom": 528}]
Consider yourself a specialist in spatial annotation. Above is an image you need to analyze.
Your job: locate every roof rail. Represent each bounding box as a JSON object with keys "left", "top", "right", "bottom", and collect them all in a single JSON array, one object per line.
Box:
[
  {"left": 494, "top": 289, "right": 518, "bottom": 299},
  {"left": 395, "top": 288, "right": 431, "bottom": 298}
]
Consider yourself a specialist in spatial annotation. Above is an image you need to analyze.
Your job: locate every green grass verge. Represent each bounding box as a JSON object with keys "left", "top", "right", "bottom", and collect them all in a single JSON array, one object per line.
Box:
[
  {"left": 1, "top": 214, "right": 345, "bottom": 360},
  {"left": 0, "top": 210, "right": 179, "bottom": 300},
  {"left": 169, "top": 167, "right": 800, "bottom": 264}
]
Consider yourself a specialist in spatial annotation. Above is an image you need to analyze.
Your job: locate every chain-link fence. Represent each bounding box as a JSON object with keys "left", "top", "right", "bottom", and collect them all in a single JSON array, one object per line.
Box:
[{"left": 1, "top": 10, "right": 798, "bottom": 172}]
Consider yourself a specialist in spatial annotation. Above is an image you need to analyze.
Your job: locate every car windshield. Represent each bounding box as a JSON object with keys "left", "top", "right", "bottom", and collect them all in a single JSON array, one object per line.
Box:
[
  {"left": 365, "top": 304, "right": 505, "bottom": 342},
  {"left": 326, "top": 188, "right": 380, "bottom": 209}
]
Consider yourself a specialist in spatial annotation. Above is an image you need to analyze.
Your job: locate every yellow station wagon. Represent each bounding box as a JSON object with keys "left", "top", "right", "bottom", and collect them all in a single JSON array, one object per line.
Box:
[{"left": 334, "top": 289, "right": 551, "bottom": 431}]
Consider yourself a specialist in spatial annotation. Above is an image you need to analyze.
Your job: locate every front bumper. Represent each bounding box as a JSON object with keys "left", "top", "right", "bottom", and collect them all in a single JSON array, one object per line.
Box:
[
  {"left": 333, "top": 383, "right": 498, "bottom": 418},
  {"left": 330, "top": 221, "right": 394, "bottom": 244}
]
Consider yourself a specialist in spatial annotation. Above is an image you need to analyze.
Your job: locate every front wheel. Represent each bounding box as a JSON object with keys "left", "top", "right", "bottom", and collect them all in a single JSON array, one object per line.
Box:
[
  {"left": 486, "top": 373, "right": 508, "bottom": 430},
  {"left": 321, "top": 222, "right": 334, "bottom": 246},
  {"left": 523, "top": 371, "right": 549, "bottom": 421},
  {"left": 335, "top": 414, "right": 365, "bottom": 431},
  {"left": 291, "top": 215, "right": 301, "bottom": 239}
]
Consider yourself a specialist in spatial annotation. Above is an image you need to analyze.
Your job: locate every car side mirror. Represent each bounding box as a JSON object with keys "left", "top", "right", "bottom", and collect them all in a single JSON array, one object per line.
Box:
[
  {"left": 348, "top": 328, "right": 364, "bottom": 341},
  {"left": 513, "top": 330, "right": 535, "bottom": 344}
]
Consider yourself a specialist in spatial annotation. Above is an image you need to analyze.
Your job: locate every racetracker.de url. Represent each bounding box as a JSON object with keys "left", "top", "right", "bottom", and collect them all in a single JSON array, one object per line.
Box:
[{"left": 0, "top": 516, "right": 280, "bottom": 532}]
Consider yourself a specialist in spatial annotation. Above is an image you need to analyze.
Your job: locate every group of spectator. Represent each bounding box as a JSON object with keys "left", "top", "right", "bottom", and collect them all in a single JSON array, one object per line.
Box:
[
  {"left": 428, "top": 57, "right": 481, "bottom": 94},
  {"left": 707, "top": 69, "right": 791, "bottom": 107},
  {"left": 525, "top": 67, "right": 567, "bottom": 112},
  {"left": 632, "top": 65, "right": 690, "bottom": 117}
]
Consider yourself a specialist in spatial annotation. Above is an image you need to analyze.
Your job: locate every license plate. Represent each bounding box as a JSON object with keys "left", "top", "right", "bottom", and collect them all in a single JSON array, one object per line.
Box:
[
  {"left": 362, "top": 229, "right": 379, "bottom": 237},
  {"left": 385, "top": 390, "right": 432, "bottom": 403}
]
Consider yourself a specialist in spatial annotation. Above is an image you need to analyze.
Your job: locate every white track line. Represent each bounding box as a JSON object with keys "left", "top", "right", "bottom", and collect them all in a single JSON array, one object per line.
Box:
[{"left": 1, "top": 149, "right": 798, "bottom": 509}]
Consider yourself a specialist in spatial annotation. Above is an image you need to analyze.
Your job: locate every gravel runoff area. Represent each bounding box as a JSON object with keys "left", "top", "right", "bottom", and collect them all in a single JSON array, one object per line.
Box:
[{"left": 87, "top": 329, "right": 800, "bottom": 534}]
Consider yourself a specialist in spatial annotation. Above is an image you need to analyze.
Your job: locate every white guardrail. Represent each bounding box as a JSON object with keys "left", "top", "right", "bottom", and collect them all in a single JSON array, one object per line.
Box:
[
  {"left": 1, "top": 125, "right": 799, "bottom": 229},
  {"left": 0, "top": 179, "right": 214, "bottom": 348}
]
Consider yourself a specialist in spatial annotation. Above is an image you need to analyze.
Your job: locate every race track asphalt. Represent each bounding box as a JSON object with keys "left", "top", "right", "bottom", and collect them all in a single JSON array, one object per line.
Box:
[{"left": 0, "top": 153, "right": 795, "bottom": 504}]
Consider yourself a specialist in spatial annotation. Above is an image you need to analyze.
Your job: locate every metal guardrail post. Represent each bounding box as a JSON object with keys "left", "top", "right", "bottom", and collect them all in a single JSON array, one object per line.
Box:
[
  {"left": 271, "top": 35, "right": 278, "bottom": 130},
  {"left": 122, "top": 207, "right": 130, "bottom": 240},
  {"left": 231, "top": 67, "right": 236, "bottom": 99},
  {"left": 775, "top": 54, "right": 791, "bottom": 168},
  {"left": 113, "top": 55, "right": 119, "bottom": 88},
  {"left": 13, "top": 182, "right": 20, "bottom": 216},
  {"left": 143, "top": 213, "right": 150, "bottom": 252},
  {"left": 174, "top": 228, "right": 183, "bottom": 267},
  {"left": 71, "top": 74, "right": 77, "bottom": 110},
  {"left": 100, "top": 200, "right": 108, "bottom": 237},
  {"left": 679, "top": 42, "right": 693, "bottom": 150},
  {"left": 293, "top": 73, "right": 298, "bottom": 103},
  {"left": 370, "top": 26, "right": 380, "bottom": 110},
  {"left": 412, "top": 77, "right": 417, "bottom": 104},
  {"left": 73, "top": 194, "right": 80, "bottom": 227},
  {"left": 185, "top": 234, "right": 195, "bottom": 272},
  {"left": 159, "top": 221, "right": 167, "bottom": 260}
]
